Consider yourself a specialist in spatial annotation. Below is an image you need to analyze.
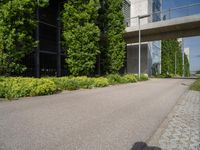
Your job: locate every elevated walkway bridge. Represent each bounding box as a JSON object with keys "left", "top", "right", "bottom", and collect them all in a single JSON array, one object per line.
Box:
[{"left": 125, "top": 2, "right": 200, "bottom": 43}]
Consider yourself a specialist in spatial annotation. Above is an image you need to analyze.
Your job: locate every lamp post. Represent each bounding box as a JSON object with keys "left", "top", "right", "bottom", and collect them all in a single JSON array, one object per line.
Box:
[
  {"left": 175, "top": 51, "right": 177, "bottom": 76},
  {"left": 138, "top": 14, "right": 150, "bottom": 79},
  {"left": 182, "top": 39, "right": 185, "bottom": 77}
]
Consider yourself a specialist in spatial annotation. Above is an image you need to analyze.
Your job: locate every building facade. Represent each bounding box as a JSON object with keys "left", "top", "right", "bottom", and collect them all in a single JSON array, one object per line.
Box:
[
  {"left": 184, "top": 48, "right": 190, "bottom": 62},
  {"left": 19, "top": 0, "right": 161, "bottom": 77},
  {"left": 23, "top": 0, "right": 131, "bottom": 77},
  {"left": 126, "top": 0, "right": 162, "bottom": 75},
  {"left": 23, "top": 0, "right": 65, "bottom": 77},
  {"left": 123, "top": 0, "right": 131, "bottom": 27}
]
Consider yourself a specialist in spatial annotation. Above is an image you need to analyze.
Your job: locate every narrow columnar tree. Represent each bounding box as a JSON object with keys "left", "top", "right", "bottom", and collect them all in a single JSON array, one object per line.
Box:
[
  {"left": 62, "top": 0, "right": 100, "bottom": 76},
  {"left": 0, "top": 0, "right": 48, "bottom": 76},
  {"left": 184, "top": 54, "right": 190, "bottom": 77},
  {"left": 161, "top": 39, "right": 183, "bottom": 76},
  {"left": 105, "top": 0, "right": 126, "bottom": 74}
]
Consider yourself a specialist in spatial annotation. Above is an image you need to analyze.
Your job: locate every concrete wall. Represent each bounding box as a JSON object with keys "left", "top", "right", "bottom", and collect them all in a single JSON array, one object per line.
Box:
[
  {"left": 127, "top": 44, "right": 149, "bottom": 74},
  {"left": 130, "top": 0, "right": 149, "bottom": 26},
  {"left": 127, "top": 0, "right": 162, "bottom": 76}
]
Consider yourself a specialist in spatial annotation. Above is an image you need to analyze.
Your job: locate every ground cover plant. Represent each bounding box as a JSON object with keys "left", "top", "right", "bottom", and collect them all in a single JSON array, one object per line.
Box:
[
  {"left": 190, "top": 78, "right": 200, "bottom": 91},
  {"left": 0, "top": 74, "right": 148, "bottom": 100}
]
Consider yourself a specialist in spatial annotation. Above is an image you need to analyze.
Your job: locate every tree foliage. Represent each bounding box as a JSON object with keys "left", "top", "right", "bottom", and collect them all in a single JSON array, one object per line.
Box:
[
  {"left": 161, "top": 39, "right": 190, "bottom": 77},
  {"left": 0, "top": 0, "right": 48, "bottom": 76},
  {"left": 62, "top": 0, "right": 100, "bottom": 76},
  {"left": 102, "top": 0, "right": 126, "bottom": 74},
  {"left": 184, "top": 54, "right": 190, "bottom": 77}
]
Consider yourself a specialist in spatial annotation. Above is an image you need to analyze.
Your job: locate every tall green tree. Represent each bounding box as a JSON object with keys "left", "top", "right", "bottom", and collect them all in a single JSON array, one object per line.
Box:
[
  {"left": 0, "top": 0, "right": 48, "bottom": 76},
  {"left": 184, "top": 54, "right": 190, "bottom": 77},
  {"left": 105, "top": 0, "right": 126, "bottom": 74},
  {"left": 161, "top": 39, "right": 183, "bottom": 76},
  {"left": 62, "top": 0, "right": 100, "bottom": 76}
]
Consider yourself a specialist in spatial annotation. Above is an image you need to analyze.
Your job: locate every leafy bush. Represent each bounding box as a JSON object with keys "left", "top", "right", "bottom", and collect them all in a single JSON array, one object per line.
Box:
[
  {"left": 196, "top": 71, "right": 200, "bottom": 74},
  {"left": 50, "top": 77, "right": 79, "bottom": 91},
  {"left": 0, "top": 73, "right": 148, "bottom": 100},
  {"left": 106, "top": 74, "right": 125, "bottom": 85},
  {"left": 0, "top": 78, "right": 57, "bottom": 99},
  {"left": 134, "top": 74, "right": 149, "bottom": 81},
  {"left": 73, "top": 77, "right": 94, "bottom": 89},
  {"left": 30, "top": 79, "right": 57, "bottom": 96},
  {"left": 62, "top": 0, "right": 100, "bottom": 76},
  {"left": 123, "top": 74, "right": 137, "bottom": 83},
  {"left": 93, "top": 77, "right": 109, "bottom": 87},
  {"left": 0, "top": 81, "right": 6, "bottom": 98},
  {"left": 50, "top": 76, "right": 94, "bottom": 90},
  {"left": 0, "top": 0, "right": 48, "bottom": 76},
  {"left": 61, "top": 79, "right": 80, "bottom": 91},
  {"left": 50, "top": 77, "right": 69, "bottom": 90},
  {"left": 102, "top": 0, "right": 126, "bottom": 74},
  {"left": 140, "top": 74, "right": 149, "bottom": 81}
]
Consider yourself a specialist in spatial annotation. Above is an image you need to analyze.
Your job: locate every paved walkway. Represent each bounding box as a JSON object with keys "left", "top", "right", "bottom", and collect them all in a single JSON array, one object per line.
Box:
[
  {"left": 0, "top": 79, "right": 194, "bottom": 150},
  {"left": 148, "top": 90, "right": 200, "bottom": 150}
]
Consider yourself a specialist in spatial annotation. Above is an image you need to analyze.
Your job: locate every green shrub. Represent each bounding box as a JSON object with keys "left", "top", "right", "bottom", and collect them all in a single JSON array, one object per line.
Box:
[
  {"left": 140, "top": 74, "right": 149, "bottom": 81},
  {"left": 0, "top": 81, "right": 6, "bottom": 98},
  {"left": 93, "top": 77, "right": 109, "bottom": 87},
  {"left": 61, "top": 78, "right": 80, "bottom": 91},
  {"left": 160, "top": 73, "right": 174, "bottom": 78},
  {"left": 73, "top": 76, "right": 94, "bottom": 89},
  {"left": 50, "top": 76, "right": 94, "bottom": 90},
  {"left": 106, "top": 74, "right": 125, "bottom": 84},
  {"left": 50, "top": 77, "right": 79, "bottom": 91},
  {"left": 190, "top": 79, "right": 200, "bottom": 91},
  {"left": 134, "top": 74, "right": 149, "bottom": 81},
  {"left": 0, "top": 73, "right": 149, "bottom": 100},
  {"left": 62, "top": 0, "right": 100, "bottom": 76},
  {"left": 50, "top": 77, "right": 70, "bottom": 90},
  {"left": 0, "top": 78, "right": 57, "bottom": 99},
  {"left": 123, "top": 74, "right": 137, "bottom": 83},
  {"left": 30, "top": 79, "right": 57, "bottom": 96}
]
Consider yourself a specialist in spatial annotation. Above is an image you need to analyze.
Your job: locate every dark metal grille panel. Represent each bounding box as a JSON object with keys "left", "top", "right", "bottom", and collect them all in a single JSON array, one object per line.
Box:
[{"left": 123, "top": 0, "right": 131, "bottom": 27}]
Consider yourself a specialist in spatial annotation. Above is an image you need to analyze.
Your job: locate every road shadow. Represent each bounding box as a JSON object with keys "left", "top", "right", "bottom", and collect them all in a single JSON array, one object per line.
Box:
[{"left": 131, "top": 142, "right": 162, "bottom": 150}]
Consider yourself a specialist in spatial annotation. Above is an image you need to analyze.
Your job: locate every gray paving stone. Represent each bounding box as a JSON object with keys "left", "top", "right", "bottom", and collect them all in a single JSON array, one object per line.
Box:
[{"left": 148, "top": 91, "right": 200, "bottom": 150}]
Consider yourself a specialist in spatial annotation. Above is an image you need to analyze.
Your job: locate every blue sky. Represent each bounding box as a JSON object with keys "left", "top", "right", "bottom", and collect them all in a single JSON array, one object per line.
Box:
[{"left": 162, "top": 0, "right": 200, "bottom": 72}]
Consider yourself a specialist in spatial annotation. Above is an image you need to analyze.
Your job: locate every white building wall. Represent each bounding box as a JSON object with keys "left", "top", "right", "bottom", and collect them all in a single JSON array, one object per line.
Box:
[
  {"left": 130, "top": 0, "right": 149, "bottom": 27},
  {"left": 127, "top": 0, "right": 162, "bottom": 75},
  {"left": 184, "top": 48, "right": 190, "bottom": 62}
]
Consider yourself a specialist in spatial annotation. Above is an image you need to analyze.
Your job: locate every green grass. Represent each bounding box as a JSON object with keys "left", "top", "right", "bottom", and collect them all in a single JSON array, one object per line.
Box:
[{"left": 190, "top": 78, "right": 200, "bottom": 91}]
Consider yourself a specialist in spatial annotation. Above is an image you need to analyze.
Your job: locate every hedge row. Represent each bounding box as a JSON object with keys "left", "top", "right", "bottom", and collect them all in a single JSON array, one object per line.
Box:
[{"left": 0, "top": 74, "right": 148, "bottom": 100}]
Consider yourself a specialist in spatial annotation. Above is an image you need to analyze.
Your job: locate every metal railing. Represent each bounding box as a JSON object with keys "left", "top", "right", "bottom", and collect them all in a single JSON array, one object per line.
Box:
[{"left": 125, "top": 2, "right": 200, "bottom": 27}]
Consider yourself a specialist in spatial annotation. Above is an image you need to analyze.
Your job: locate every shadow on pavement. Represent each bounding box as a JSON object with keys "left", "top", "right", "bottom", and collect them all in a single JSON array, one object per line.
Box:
[{"left": 131, "top": 142, "right": 161, "bottom": 150}]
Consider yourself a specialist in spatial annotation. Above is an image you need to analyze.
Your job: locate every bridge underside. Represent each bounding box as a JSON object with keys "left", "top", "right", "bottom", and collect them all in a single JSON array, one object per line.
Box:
[{"left": 125, "top": 14, "right": 200, "bottom": 43}]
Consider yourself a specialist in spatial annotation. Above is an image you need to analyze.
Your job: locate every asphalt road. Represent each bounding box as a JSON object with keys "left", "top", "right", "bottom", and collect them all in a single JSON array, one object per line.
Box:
[{"left": 0, "top": 79, "right": 194, "bottom": 150}]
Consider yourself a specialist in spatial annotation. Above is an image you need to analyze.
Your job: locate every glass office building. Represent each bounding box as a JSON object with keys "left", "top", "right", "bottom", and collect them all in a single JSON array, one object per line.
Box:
[
  {"left": 152, "top": 0, "right": 162, "bottom": 22},
  {"left": 149, "top": 0, "right": 162, "bottom": 75}
]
